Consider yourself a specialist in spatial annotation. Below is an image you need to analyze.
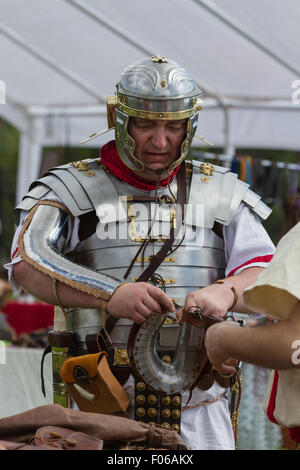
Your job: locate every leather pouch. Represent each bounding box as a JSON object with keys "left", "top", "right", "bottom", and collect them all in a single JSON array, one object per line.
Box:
[{"left": 60, "top": 352, "right": 130, "bottom": 415}]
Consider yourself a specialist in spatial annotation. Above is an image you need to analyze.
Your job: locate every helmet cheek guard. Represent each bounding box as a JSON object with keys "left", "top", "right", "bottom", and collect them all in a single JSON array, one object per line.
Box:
[
  {"left": 169, "top": 113, "right": 199, "bottom": 171},
  {"left": 114, "top": 108, "right": 143, "bottom": 172}
]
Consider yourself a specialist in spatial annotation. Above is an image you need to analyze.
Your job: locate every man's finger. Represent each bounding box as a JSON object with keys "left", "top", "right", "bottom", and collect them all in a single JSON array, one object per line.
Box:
[
  {"left": 132, "top": 311, "right": 148, "bottom": 325},
  {"left": 216, "top": 364, "right": 236, "bottom": 377},
  {"left": 142, "top": 297, "right": 162, "bottom": 314},
  {"left": 147, "top": 285, "right": 174, "bottom": 311},
  {"left": 176, "top": 307, "right": 184, "bottom": 323},
  {"left": 135, "top": 302, "right": 152, "bottom": 319}
]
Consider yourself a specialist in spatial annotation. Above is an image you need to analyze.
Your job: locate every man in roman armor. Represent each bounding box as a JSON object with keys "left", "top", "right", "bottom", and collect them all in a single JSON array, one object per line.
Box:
[{"left": 6, "top": 56, "right": 275, "bottom": 450}]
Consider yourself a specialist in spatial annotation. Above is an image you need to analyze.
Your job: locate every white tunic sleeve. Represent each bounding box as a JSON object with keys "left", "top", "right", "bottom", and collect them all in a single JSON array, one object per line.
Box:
[{"left": 223, "top": 203, "right": 275, "bottom": 278}]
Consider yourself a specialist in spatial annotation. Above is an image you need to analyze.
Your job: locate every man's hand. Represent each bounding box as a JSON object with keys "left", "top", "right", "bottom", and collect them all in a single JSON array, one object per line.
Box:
[
  {"left": 107, "top": 282, "right": 175, "bottom": 324},
  {"left": 205, "top": 322, "right": 240, "bottom": 376},
  {"left": 176, "top": 283, "right": 235, "bottom": 322}
]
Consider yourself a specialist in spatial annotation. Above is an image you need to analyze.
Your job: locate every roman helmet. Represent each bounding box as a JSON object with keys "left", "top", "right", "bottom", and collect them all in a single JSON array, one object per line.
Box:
[{"left": 82, "top": 56, "right": 204, "bottom": 172}]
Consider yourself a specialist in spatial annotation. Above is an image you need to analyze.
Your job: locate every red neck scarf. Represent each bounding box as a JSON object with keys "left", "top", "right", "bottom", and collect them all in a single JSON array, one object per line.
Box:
[{"left": 99, "top": 140, "right": 180, "bottom": 191}]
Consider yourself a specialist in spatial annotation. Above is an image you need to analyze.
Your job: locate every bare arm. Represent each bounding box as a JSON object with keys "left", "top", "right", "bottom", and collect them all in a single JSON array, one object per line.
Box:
[
  {"left": 13, "top": 260, "right": 102, "bottom": 309},
  {"left": 205, "top": 301, "right": 300, "bottom": 375},
  {"left": 177, "top": 266, "right": 264, "bottom": 320},
  {"left": 13, "top": 260, "right": 174, "bottom": 324}
]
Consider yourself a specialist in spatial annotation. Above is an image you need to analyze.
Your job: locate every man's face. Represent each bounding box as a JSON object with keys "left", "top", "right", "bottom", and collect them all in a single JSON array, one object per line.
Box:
[{"left": 127, "top": 117, "right": 186, "bottom": 181}]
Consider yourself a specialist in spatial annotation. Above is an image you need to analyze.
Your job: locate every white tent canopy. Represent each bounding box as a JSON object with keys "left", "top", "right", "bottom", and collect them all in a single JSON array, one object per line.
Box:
[{"left": 0, "top": 0, "right": 299, "bottom": 202}]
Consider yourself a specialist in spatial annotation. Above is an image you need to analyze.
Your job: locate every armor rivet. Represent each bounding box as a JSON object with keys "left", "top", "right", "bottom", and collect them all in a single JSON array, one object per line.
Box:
[
  {"left": 136, "top": 395, "right": 146, "bottom": 405},
  {"left": 164, "top": 317, "right": 175, "bottom": 325},
  {"left": 161, "top": 79, "right": 166, "bottom": 87},
  {"left": 172, "top": 396, "right": 181, "bottom": 406},
  {"left": 200, "top": 162, "right": 214, "bottom": 176},
  {"left": 136, "top": 407, "right": 146, "bottom": 417},
  {"left": 126, "top": 137, "right": 132, "bottom": 148},
  {"left": 136, "top": 382, "right": 146, "bottom": 392},
  {"left": 172, "top": 409, "right": 181, "bottom": 420},
  {"left": 172, "top": 424, "right": 180, "bottom": 432},
  {"left": 148, "top": 421, "right": 156, "bottom": 426},
  {"left": 151, "top": 55, "right": 168, "bottom": 63},
  {"left": 147, "top": 408, "right": 157, "bottom": 418},
  {"left": 162, "top": 409, "right": 171, "bottom": 418},
  {"left": 201, "top": 175, "right": 210, "bottom": 183},
  {"left": 84, "top": 170, "right": 95, "bottom": 177},
  {"left": 161, "top": 422, "right": 171, "bottom": 429},
  {"left": 162, "top": 355, "right": 172, "bottom": 364},
  {"left": 119, "top": 94, "right": 128, "bottom": 105},
  {"left": 147, "top": 394, "right": 158, "bottom": 405},
  {"left": 162, "top": 396, "right": 171, "bottom": 406}
]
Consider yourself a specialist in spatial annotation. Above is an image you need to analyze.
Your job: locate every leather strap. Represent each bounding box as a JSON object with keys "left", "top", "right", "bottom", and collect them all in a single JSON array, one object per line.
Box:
[
  {"left": 86, "top": 332, "right": 111, "bottom": 354},
  {"left": 136, "top": 162, "right": 186, "bottom": 283},
  {"left": 40, "top": 345, "right": 52, "bottom": 397},
  {"left": 92, "top": 162, "right": 187, "bottom": 344},
  {"left": 127, "top": 163, "right": 187, "bottom": 358},
  {"left": 86, "top": 163, "right": 187, "bottom": 390}
]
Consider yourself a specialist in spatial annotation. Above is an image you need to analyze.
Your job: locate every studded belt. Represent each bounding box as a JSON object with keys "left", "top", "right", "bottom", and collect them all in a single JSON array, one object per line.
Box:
[
  {"left": 133, "top": 370, "right": 182, "bottom": 433},
  {"left": 103, "top": 346, "right": 182, "bottom": 432}
]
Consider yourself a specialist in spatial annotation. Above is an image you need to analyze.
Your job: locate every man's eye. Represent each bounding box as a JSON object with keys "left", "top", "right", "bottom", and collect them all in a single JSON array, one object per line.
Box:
[{"left": 136, "top": 124, "right": 152, "bottom": 130}]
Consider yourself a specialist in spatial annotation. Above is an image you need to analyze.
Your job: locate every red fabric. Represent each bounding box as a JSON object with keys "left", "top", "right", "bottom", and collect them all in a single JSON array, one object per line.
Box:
[
  {"left": 100, "top": 140, "right": 180, "bottom": 190},
  {"left": 266, "top": 370, "right": 279, "bottom": 424},
  {"left": 2, "top": 301, "right": 54, "bottom": 334},
  {"left": 288, "top": 427, "right": 300, "bottom": 443},
  {"left": 265, "top": 371, "right": 300, "bottom": 443},
  {"left": 227, "top": 254, "right": 274, "bottom": 277}
]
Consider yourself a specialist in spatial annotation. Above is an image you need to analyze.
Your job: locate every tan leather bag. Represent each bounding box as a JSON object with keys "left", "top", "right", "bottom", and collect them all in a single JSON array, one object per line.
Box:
[{"left": 60, "top": 352, "right": 130, "bottom": 415}]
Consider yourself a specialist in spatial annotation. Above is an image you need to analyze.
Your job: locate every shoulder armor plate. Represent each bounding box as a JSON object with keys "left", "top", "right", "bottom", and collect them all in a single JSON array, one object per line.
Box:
[
  {"left": 187, "top": 160, "right": 271, "bottom": 227},
  {"left": 15, "top": 158, "right": 127, "bottom": 221}
]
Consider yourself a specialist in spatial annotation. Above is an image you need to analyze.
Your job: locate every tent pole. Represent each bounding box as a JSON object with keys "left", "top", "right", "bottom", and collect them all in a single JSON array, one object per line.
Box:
[{"left": 223, "top": 108, "right": 235, "bottom": 166}]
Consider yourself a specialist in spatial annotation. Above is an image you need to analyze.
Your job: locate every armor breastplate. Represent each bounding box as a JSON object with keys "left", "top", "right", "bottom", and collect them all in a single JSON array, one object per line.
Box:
[
  {"left": 16, "top": 156, "right": 271, "bottom": 352},
  {"left": 65, "top": 166, "right": 227, "bottom": 351}
]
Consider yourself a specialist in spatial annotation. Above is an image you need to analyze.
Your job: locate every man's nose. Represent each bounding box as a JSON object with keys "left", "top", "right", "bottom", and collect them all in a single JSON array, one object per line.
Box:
[{"left": 151, "top": 126, "right": 168, "bottom": 149}]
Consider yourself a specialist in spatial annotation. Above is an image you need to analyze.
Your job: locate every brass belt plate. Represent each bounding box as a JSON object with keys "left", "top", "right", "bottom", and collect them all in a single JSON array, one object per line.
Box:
[{"left": 114, "top": 348, "right": 130, "bottom": 366}]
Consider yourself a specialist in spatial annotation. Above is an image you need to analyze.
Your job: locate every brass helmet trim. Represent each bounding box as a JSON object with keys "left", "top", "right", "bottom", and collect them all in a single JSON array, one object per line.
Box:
[{"left": 116, "top": 97, "right": 202, "bottom": 121}]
